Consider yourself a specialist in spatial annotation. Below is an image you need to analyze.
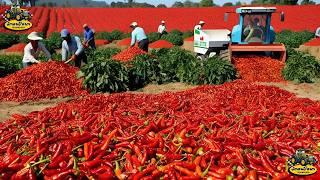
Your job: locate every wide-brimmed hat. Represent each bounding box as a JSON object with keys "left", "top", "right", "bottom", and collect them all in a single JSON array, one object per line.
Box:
[
  {"left": 83, "top": 24, "right": 88, "bottom": 28},
  {"left": 199, "top": 21, "right": 205, "bottom": 25},
  {"left": 130, "top": 22, "right": 138, "bottom": 27},
  {"left": 27, "top": 32, "right": 43, "bottom": 41},
  {"left": 161, "top": 20, "right": 165, "bottom": 24}
]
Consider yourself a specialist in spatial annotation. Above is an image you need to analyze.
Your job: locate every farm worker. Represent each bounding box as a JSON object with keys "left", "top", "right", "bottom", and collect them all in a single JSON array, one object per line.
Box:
[
  {"left": 130, "top": 22, "right": 149, "bottom": 52},
  {"left": 316, "top": 27, "right": 320, "bottom": 38},
  {"left": 60, "top": 29, "right": 87, "bottom": 68},
  {"left": 83, "top": 24, "right": 96, "bottom": 49},
  {"left": 22, "top": 32, "right": 52, "bottom": 68},
  {"left": 158, "top": 20, "right": 167, "bottom": 37},
  {"left": 194, "top": 21, "right": 205, "bottom": 30},
  {"left": 243, "top": 17, "right": 264, "bottom": 42}
]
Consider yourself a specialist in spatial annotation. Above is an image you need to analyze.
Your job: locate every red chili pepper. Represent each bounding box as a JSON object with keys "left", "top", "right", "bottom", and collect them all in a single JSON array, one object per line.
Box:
[
  {"left": 133, "top": 165, "right": 157, "bottom": 180},
  {"left": 50, "top": 169, "right": 74, "bottom": 180},
  {"left": 101, "top": 129, "right": 118, "bottom": 151},
  {"left": 245, "top": 170, "right": 257, "bottom": 180},
  {"left": 174, "top": 165, "right": 196, "bottom": 176},
  {"left": 82, "top": 156, "right": 101, "bottom": 168}
]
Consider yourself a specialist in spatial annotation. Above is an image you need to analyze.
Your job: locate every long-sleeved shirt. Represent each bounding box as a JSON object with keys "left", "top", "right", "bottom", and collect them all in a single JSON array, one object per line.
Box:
[
  {"left": 84, "top": 28, "right": 95, "bottom": 42},
  {"left": 158, "top": 25, "right": 166, "bottom": 34},
  {"left": 22, "top": 42, "right": 51, "bottom": 63},
  {"left": 61, "top": 36, "right": 84, "bottom": 61},
  {"left": 131, "top": 27, "right": 147, "bottom": 46}
]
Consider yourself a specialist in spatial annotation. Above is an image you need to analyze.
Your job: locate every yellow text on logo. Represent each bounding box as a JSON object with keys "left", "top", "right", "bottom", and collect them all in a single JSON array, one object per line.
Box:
[
  {"left": 289, "top": 164, "right": 317, "bottom": 176},
  {"left": 4, "top": 20, "right": 32, "bottom": 31}
]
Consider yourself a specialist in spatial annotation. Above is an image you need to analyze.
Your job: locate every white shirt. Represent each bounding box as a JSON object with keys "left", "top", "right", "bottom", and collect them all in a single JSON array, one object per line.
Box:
[
  {"left": 158, "top": 24, "right": 166, "bottom": 34},
  {"left": 61, "top": 36, "right": 84, "bottom": 61},
  {"left": 316, "top": 27, "right": 320, "bottom": 38},
  {"left": 23, "top": 42, "right": 51, "bottom": 63},
  {"left": 194, "top": 25, "right": 202, "bottom": 30}
]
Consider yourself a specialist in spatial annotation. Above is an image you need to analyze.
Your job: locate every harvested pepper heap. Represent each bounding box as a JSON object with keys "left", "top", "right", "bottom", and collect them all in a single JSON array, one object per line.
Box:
[
  {"left": 1, "top": 81, "right": 320, "bottom": 179},
  {"left": 112, "top": 46, "right": 146, "bottom": 62},
  {"left": 0, "top": 61, "right": 88, "bottom": 102},
  {"left": 233, "top": 55, "right": 285, "bottom": 82}
]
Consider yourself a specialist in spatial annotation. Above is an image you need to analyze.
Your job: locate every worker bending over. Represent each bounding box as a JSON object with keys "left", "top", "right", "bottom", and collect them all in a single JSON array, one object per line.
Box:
[
  {"left": 22, "top": 32, "right": 52, "bottom": 68},
  {"left": 61, "top": 29, "right": 87, "bottom": 68},
  {"left": 83, "top": 24, "right": 96, "bottom": 49},
  {"left": 158, "top": 20, "right": 167, "bottom": 37},
  {"left": 130, "top": 22, "right": 149, "bottom": 52}
]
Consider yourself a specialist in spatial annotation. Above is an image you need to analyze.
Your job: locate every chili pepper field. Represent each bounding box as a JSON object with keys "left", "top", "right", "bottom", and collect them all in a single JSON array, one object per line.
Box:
[{"left": 1, "top": 74, "right": 320, "bottom": 179}]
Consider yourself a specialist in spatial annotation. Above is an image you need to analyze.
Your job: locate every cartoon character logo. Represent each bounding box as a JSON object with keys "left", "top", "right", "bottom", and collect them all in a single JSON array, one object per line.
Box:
[
  {"left": 287, "top": 149, "right": 318, "bottom": 176},
  {"left": 2, "top": 4, "right": 32, "bottom": 31}
]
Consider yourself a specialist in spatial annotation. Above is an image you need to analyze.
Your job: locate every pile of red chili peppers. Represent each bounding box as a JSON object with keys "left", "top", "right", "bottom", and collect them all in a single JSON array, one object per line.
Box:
[
  {"left": 149, "top": 40, "right": 174, "bottom": 49},
  {"left": 1, "top": 81, "right": 320, "bottom": 179},
  {"left": 112, "top": 47, "right": 147, "bottom": 62},
  {"left": 304, "top": 38, "right": 320, "bottom": 46},
  {"left": 117, "top": 38, "right": 132, "bottom": 46},
  {"left": 0, "top": 61, "right": 88, "bottom": 102},
  {"left": 233, "top": 56, "right": 285, "bottom": 82},
  {"left": 5, "top": 43, "right": 27, "bottom": 53}
]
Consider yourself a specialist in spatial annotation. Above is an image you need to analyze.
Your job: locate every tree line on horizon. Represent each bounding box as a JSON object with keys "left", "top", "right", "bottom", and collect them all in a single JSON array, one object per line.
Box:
[{"left": 1, "top": 0, "right": 318, "bottom": 7}]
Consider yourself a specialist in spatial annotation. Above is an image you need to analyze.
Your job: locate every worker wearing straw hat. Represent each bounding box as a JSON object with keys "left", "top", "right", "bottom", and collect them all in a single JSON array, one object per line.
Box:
[
  {"left": 194, "top": 21, "right": 205, "bottom": 30},
  {"left": 22, "top": 32, "right": 52, "bottom": 68},
  {"left": 83, "top": 24, "right": 96, "bottom": 49},
  {"left": 60, "top": 28, "right": 87, "bottom": 68},
  {"left": 158, "top": 20, "right": 167, "bottom": 37},
  {"left": 130, "top": 22, "right": 149, "bottom": 52}
]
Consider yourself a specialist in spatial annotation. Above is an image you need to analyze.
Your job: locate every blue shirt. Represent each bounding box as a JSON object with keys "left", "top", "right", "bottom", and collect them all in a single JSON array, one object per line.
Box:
[
  {"left": 84, "top": 28, "right": 94, "bottom": 42},
  {"left": 131, "top": 27, "right": 147, "bottom": 46},
  {"left": 61, "top": 36, "right": 84, "bottom": 61}
]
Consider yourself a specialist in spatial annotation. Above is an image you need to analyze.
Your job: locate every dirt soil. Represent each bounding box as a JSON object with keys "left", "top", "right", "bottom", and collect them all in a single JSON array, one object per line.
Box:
[
  {"left": 1, "top": 81, "right": 320, "bottom": 122},
  {"left": 0, "top": 97, "right": 73, "bottom": 122}
]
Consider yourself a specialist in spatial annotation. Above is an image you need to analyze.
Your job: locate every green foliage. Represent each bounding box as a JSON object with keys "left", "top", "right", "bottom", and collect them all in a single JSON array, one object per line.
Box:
[
  {"left": 86, "top": 48, "right": 121, "bottom": 62},
  {"left": 0, "top": 33, "right": 19, "bottom": 49},
  {"left": 157, "top": 47, "right": 197, "bottom": 82},
  {"left": 275, "top": 30, "right": 314, "bottom": 48},
  {"left": 147, "top": 32, "right": 161, "bottom": 43},
  {"left": 170, "top": 29, "right": 183, "bottom": 36},
  {"left": 282, "top": 50, "right": 320, "bottom": 83},
  {"left": 128, "top": 54, "right": 163, "bottom": 90},
  {"left": 110, "top": 30, "right": 124, "bottom": 40},
  {"left": 95, "top": 32, "right": 113, "bottom": 42},
  {"left": 81, "top": 60, "right": 129, "bottom": 93},
  {"left": 200, "top": 0, "right": 214, "bottom": 7},
  {"left": 95, "top": 30, "right": 125, "bottom": 42},
  {"left": 44, "top": 32, "right": 62, "bottom": 54},
  {"left": 161, "top": 33, "right": 184, "bottom": 46},
  {"left": 202, "top": 57, "right": 237, "bottom": 84},
  {"left": 182, "top": 30, "right": 194, "bottom": 39},
  {"left": 0, "top": 54, "right": 22, "bottom": 77},
  {"left": 19, "top": 34, "right": 29, "bottom": 44}
]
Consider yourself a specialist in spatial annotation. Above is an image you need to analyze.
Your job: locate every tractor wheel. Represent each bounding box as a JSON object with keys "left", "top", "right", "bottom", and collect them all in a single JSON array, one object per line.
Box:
[
  {"left": 5, "top": 13, "right": 11, "bottom": 19},
  {"left": 219, "top": 49, "right": 231, "bottom": 61},
  {"left": 16, "top": 14, "right": 21, "bottom": 21},
  {"left": 301, "top": 159, "right": 306, "bottom": 165},
  {"left": 291, "top": 158, "right": 295, "bottom": 164}
]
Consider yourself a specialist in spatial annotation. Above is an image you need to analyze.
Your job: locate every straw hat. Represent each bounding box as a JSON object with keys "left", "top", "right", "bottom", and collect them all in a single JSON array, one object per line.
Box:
[{"left": 27, "top": 32, "right": 43, "bottom": 41}]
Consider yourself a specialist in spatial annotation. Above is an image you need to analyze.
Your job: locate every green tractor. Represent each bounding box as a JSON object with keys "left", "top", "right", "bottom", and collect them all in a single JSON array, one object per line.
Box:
[
  {"left": 290, "top": 149, "right": 317, "bottom": 166},
  {"left": 4, "top": 4, "right": 31, "bottom": 21}
]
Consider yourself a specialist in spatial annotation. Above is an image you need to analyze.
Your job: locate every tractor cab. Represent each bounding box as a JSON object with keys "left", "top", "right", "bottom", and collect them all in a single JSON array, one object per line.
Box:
[
  {"left": 225, "top": 7, "right": 286, "bottom": 62},
  {"left": 229, "top": 7, "right": 283, "bottom": 44}
]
